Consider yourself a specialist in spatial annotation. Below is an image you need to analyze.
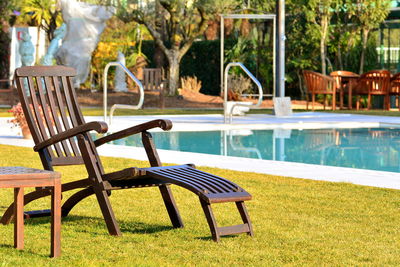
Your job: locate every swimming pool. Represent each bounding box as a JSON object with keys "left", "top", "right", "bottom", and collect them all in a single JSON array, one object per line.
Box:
[{"left": 102, "top": 127, "right": 400, "bottom": 173}]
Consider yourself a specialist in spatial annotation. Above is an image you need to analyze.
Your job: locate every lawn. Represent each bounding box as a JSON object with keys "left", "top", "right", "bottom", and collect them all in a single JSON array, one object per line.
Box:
[{"left": 0, "top": 144, "right": 400, "bottom": 266}]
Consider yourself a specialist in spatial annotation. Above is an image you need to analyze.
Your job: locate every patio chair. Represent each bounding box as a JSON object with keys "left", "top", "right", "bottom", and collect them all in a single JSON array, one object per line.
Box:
[
  {"left": 302, "top": 70, "right": 336, "bottom": 111},
  {"left": 390, "top": 72, "right": 400, "bottom": 111},
  {"left": 142, "top": 68, "right": 166, "bottom": 108},
  {"left": 352, "top": 70, "right": 391, "bottom": 110},
  {"left": 0, "top": 66, "right": 253, "bottom": 242}
]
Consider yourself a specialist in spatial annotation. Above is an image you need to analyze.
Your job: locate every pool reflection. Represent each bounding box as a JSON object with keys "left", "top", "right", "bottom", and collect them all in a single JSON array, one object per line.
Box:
[{"left": 104, "top": 128, "right": 400, "bottom": 173}]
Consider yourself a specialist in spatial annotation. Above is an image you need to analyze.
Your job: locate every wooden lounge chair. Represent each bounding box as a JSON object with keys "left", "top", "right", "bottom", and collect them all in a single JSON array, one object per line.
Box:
[
  {"left": 0, "top": 66, "right": 253, "bottom": 242},
  {"left": 302, "top": 70, "right": 336, "bottom": 111},
  {"left": 352, "top": 70, "right": 391, "bottom": 110}
]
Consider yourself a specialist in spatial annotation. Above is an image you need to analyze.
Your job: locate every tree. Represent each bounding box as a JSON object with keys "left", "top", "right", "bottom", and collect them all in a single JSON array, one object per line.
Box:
[
  {"left": 115, "top": 0, "right": 239, "bottom": 95},
  {"left": 304, "top": 0, "right": 340, "bottom": 75},
  {"left": 352, "top": 0, "right": 389, "bottom": 74},
  {"left": 19, "top": 0, "right": 62, "bottom": 42}
]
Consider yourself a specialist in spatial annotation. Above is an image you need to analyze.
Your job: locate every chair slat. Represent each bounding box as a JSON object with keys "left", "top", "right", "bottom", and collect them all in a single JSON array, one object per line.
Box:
[
  {"left": 180, "top": 168, "right": 235, "bottom": 192},
  {"left": 44, "top": 76, "right": 72, "bottom": 157},
  {"left": 67, "top": 77, "right": 85, "bottom": 125},
  {"left": 60, "top": 76, "right": 78, "bottom": 127},
  {"left": 36, "top": 76, "right": 64, "bottom": 157},
  {"left": 158, "top": 169, "right": 219, "bottom": 193},
  {"left": 175, "top": 168, "right": 230, "bottom": 192},
  {"left": 52, "top": 76, "right": 80, "bottom": 156},
  {"left": 60, "top": 76, "right": 82, "bottom": 156},
  {"left": 16, "top": 77, "right": 43, "bottom": 144},
  {"left": 27, "top": 77, "right": 55, "bottom": 158}
]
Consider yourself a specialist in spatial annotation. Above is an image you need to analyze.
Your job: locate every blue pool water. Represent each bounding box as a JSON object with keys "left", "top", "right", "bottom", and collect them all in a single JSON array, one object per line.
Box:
[{"left": 103, "top": 128, "right": 400, "bottom": 173}]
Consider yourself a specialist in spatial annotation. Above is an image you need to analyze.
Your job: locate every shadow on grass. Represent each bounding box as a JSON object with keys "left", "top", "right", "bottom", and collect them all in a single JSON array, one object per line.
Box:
[
  {"left": 23, "top": 214, "right": 175, "bottom": 235},
  {"left": 0, "top": 244, "right": 13, "bottom": 249},
  {"left": 195, "top": 234, "right": 244, "bottom": 242},
  {"left": 0, "top": 243, "right": 51, "bottom": 259}
]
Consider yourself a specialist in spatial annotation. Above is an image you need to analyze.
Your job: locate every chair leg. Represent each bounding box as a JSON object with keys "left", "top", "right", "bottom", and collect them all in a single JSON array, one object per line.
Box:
[
  {"left": 398, "top": 96, "right": 400, "bottom": 111},
  {"left": 332, "top": 93, "right": 336, "bottom": 110},
  {"left": 159, "top": 185, "right": 184, "bottom": 228},
  {"left": 340, "top": 91, "right": 344, "bottom": 109},
  {"left": 200, "top": 199, "right": 220, "bottom": 242},
  {"left": 200, "top": 199, "right": 253, "bottom": 242},
  {"left": 93, "top": 186, "right": 121, "bottom": 236},
  {"left": 367, "top": 94, "right": 371, "bottom": 110},
  {"left": 306, "top": 97, "right": 309, "bottom": 110},
  {"left": 323, "top": 95, "right": 326, "bottom": 110},
  {"left": 236, "top": 201, "right": 254, "bottom": 237},
  {"left": 356, "top": 96, "right": 360, "bottom": 110}
]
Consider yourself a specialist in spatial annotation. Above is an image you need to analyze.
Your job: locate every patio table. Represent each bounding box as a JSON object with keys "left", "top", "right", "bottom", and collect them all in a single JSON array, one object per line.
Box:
[
  {"left": 330, "top": 72, "right": 360, "bottom": 109},
  {"left": 0, "top": 167, "right": 61, "bottom": 257}
]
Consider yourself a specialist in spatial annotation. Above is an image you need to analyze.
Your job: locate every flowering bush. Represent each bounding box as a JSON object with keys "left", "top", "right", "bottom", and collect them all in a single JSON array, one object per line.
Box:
[
  {"left": 8, "top": 102, "right": 27, "bottom": 128},
  {"left": 8, "top": 102, "right": 53, "bottom": 129}
]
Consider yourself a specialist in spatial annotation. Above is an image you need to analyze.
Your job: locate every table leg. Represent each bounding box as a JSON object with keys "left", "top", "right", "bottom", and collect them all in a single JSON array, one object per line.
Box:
[
  {"left": 348, "top": 81, "right": 354, "bottom": 109},
  {"left": 51, "top": 181, "right": 61, "bottom": 257},
  {"left": 14, "top": 187, "right": 24, "bottom": 250}
]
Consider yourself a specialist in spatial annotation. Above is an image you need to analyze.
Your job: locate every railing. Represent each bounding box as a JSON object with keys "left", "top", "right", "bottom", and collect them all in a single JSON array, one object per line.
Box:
[
  {"left": 223, "top": 62, "right": 263, "bottom": 123},
  {"left": 103, "top": 62, "right": 144, "bottom": 124}
]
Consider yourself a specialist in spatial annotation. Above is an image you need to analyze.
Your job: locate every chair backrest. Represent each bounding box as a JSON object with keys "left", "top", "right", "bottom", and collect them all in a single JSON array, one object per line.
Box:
[
  {"left": 302, "top": 70, "right": 335, "bottom": 94},
  {"left": 355, "top": 70, "right": 391, "bottom": 95},
  {"left": 14, "top": 66, "right": 99, "bottom": 170},
  {"left": 142, "top": 68, "right": 163, "bottom": 91},
  {"left": 391, "top": 72, "right": 400, "bottom": 94}
]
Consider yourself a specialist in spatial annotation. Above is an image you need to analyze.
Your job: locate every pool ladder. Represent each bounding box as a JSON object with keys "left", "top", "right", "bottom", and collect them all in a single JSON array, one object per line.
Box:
[
  {"left": 103, "top": 62, "right": 145, "bottom": 125},
  {"left": 223, "top": 62, "right": 263, "bottom": 124}
]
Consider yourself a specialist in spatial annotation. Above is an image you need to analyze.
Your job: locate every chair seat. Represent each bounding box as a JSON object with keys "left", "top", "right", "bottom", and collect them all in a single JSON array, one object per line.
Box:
[
  {"left": 105, "top": 165, "right": 252, "bottom": 204},
  {"left": 145, "top": 165, "right": 252, "bottom": 204}
]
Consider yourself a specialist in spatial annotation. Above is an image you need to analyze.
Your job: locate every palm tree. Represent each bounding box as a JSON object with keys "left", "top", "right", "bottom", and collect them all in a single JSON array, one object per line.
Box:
[{"left": 20, "top": 0, "right": 62, "bottom": 42}]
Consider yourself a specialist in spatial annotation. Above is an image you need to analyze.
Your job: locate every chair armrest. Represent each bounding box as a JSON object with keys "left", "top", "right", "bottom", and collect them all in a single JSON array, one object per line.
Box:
[
  {"left": 34, "top": 121, "right": 108, "bottom": 151},
  {"left": 94, "top": 119, "right": 172, "bottom": 147}
]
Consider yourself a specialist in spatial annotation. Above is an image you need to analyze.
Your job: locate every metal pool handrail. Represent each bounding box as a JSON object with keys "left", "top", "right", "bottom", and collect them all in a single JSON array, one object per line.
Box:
[
  {"left": 223, "top": 62, "right": 263, "bottom": 124},
  {"left": 103, "top": 62, "right": 144, "bottom": 124}
]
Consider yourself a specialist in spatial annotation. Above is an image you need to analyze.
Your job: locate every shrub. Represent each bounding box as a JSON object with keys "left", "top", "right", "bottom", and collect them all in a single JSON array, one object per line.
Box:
[{"left": 180, "top": 76, "right": 202, "bottom": 93}]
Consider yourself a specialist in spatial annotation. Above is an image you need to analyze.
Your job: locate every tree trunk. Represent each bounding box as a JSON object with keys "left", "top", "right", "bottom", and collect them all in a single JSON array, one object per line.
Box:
[
  {"left": 359, "top": 28, "right": 369, "bottom": 74},
  {"left": 154, "top": 0, "right": 166, "bottom": 69},
  {"left": 320, "top": 15, "right": 328, "bottom": 75},
  {"left": 167, "top": 52, "right": 180, "bottom": 95}
]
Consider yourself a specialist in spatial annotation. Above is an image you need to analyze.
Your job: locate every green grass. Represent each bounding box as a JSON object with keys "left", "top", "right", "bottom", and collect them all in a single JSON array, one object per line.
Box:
[{"left": 1, "top": 144, "right": 400, "bottom": 265}]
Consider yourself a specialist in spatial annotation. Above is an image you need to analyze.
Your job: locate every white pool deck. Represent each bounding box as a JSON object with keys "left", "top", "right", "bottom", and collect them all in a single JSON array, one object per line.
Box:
[{"left": 2, "top": 111, "right": 400, "bottom": 190}]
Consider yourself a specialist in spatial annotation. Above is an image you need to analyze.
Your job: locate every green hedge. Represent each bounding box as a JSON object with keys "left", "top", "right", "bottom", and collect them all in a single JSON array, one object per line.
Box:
[{"left": 141, "top": 40, "right": 235, "bottom": 96}]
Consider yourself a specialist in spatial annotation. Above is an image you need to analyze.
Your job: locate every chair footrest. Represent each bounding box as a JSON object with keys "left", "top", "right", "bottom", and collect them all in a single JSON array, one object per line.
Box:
[
  {"left": 24, "top": 209, "right": 51, "bottom": 219},
  {"left": 218, "top": 224, "right": 251, "bottom": 236},
  {"left": 145, "top": 165, "right": 252, "bottom": 204}
]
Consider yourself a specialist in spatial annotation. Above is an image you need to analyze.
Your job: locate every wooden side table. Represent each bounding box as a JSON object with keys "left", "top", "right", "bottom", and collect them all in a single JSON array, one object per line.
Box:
[{"left": 0, "top": 167, "right": 61, "bottom": 257}]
